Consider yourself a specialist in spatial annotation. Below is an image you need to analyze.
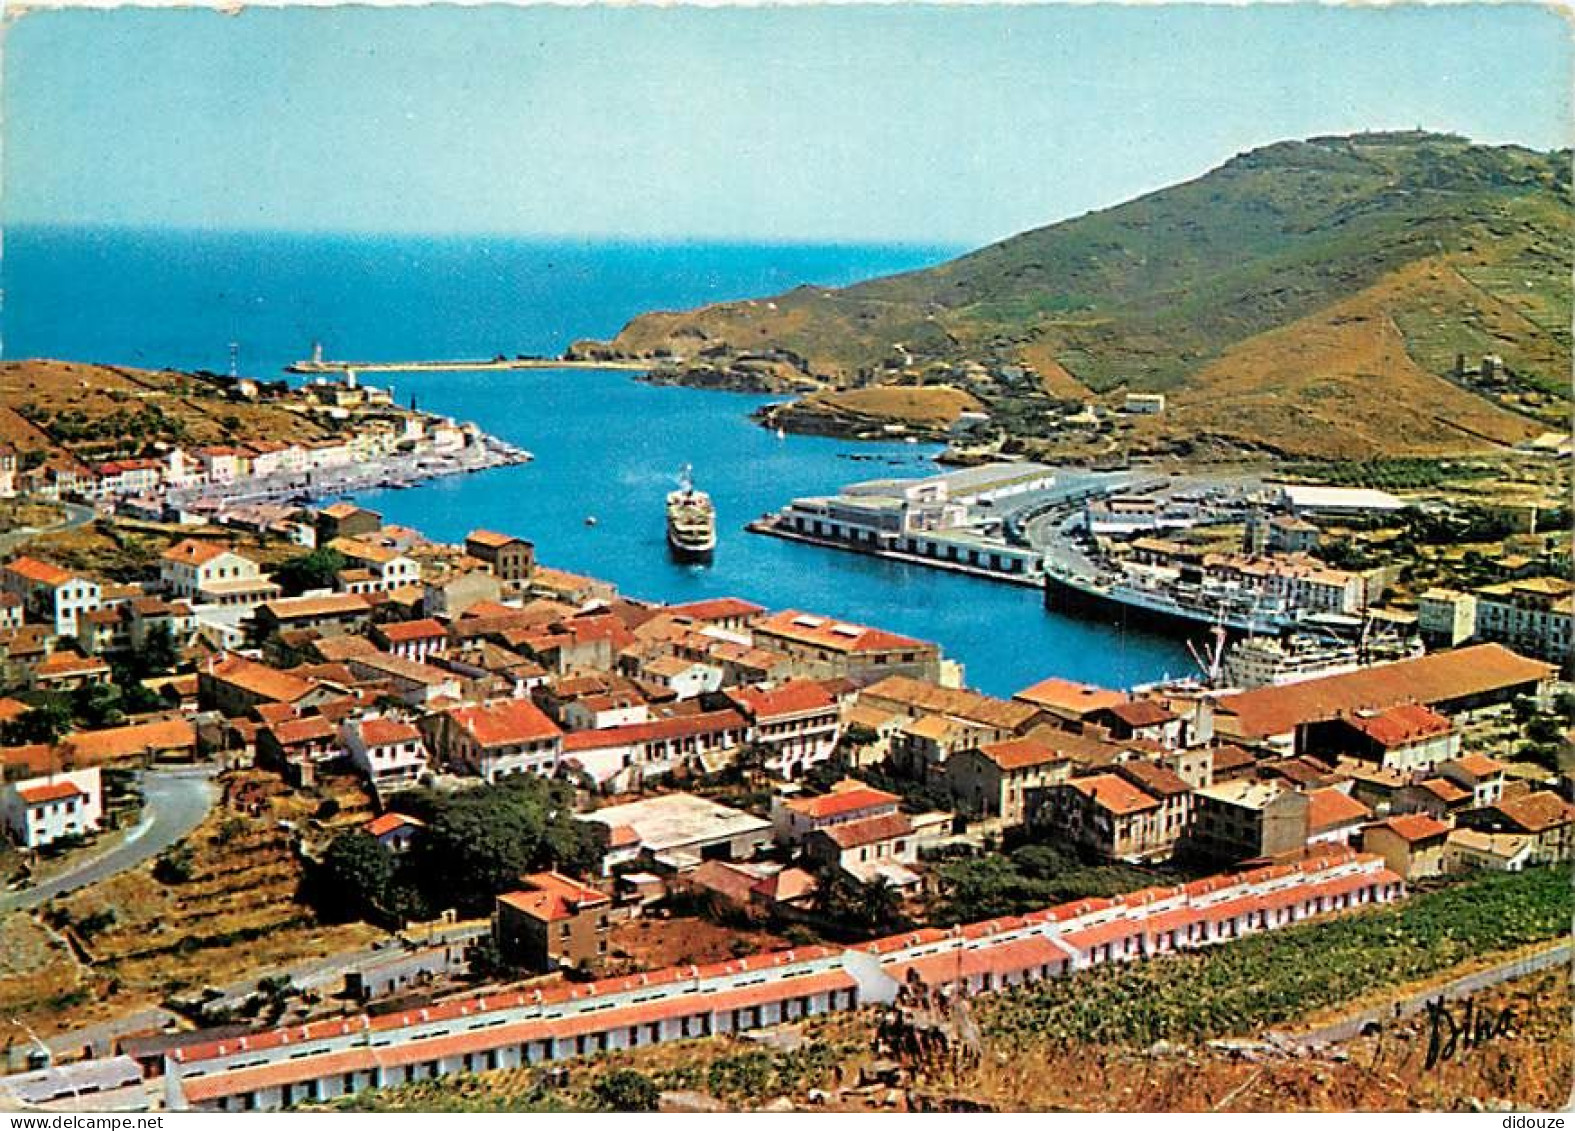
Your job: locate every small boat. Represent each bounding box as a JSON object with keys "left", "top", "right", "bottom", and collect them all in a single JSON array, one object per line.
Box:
[
  {"left": 666, "top": 464, "right": 716, "bottom": 562},
  {"left": 584, "top": 515, "right": 598, "bottom": 526},
  {"left": 776, "top": 426, "right": 786, "bottom": 440}
]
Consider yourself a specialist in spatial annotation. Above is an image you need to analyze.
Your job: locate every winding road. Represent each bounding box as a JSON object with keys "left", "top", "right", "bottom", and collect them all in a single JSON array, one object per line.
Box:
[
  {"left": 0, "top": 501, "right": 96, "bottom": 557},
  {"left": 1, "top": 767, "right": 219, "bottom": 914}
]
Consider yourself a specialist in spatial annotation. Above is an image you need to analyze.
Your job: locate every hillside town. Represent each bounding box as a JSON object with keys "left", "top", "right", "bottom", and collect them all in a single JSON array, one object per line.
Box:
[{"left": 0, "top": 474, "right": 1570, "bottom": 1111}]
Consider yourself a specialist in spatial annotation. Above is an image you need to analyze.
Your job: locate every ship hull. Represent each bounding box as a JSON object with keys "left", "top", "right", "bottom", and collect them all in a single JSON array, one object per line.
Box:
[
  {"left": 667, "top": 530, "right": 715, "bottom": 563},
  {"left": 1042, "top": 571, "right": 1284, "bottom": 639}
]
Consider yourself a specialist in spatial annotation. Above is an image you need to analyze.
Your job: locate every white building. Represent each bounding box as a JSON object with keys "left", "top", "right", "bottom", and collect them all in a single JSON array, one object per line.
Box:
[
  {"left": 159, "top": 539, "right": 272, "bottom": 604},
  {"left": 1417, "top": 588, "right": 1478, "bottom": 649},
  {"left": 2, "top": 768, "right": 103, "bottom": 849},
  {"left": 1473, "top": 577, "right": 1573, "bottom": 667},
  {"left": 342, "top": 717, "right": 429, "bottom": 794},
  {"left": 1, "top": 557, "right": 102, "bottom": 638}
]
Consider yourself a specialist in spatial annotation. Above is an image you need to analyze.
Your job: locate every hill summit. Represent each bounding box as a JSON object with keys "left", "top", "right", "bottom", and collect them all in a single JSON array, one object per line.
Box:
[{"left": 578, "top": 131, "right": 1571, "bottom": 460}]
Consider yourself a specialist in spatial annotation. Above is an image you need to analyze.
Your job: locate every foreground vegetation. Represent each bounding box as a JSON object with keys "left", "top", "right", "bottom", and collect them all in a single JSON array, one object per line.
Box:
[{"left": 977, "top": 865, "right": 1571, "bottom": 1050}]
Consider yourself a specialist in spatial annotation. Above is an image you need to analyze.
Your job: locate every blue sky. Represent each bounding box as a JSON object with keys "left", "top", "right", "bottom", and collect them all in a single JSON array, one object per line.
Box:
[{"left": 6, "top": 3, "right": 1569, "bottom": 244}]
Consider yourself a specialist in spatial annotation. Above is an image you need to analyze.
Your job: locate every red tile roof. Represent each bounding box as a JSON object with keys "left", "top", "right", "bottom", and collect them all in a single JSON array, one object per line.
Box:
[
  {"left": 725, "top": 679, "right": 835, "bottom": 720},
  {"left": 358, "top": 717, "right": 422, "bottom": 747},
  {"left": 976, "top": 737, "right": 1070, "bottom": 772},
  {"left": 160, "top": 538, "right": 234, "bottom": 566},
  {"left": 262, "top": 593, "right": 372, "bottom": 621},
  {"left": 365, "top": 812, "right": 425, "bottom": 838},
  {"left": 664, "top": 597, "right": 766, "bottom": 622},
  {"left": 1013, "top": 676, "right": 1127, "bottom": 716},
  {"left": 449, "top": 698, "right": 562, "bottom": 747},
  {"left": 377, "top": 618, "right": 447, "bottom": 642},
  {"left": 1068, "top": 773, "right": 1160, "bottom": 816},
  {"left": 560, "top": 709, "right": 744, "bottom": 751},
  {"left": 3, "top": 556, "right": 74, "bottom": 586},
  {"left": 498, "top": 871, "right": 610, "bottom": 922},
  {"left": 784, "top": 782, "right": 901, "bottom": 820},
  {"left": 1097, "top": 699, "right": 1178, "bottom": 729},
  {"left": 1342, "top": 703, "right": 1452, "bottom": 747},
  {"left": 1216, "top": 645, "right": 1554, "bottom": 740},
  {"left": 1305, "top": 787, "right": 1372, "bottom": 833},
  {"left": 1492, "top": 791, "right": 1575, "bottom": 834},
  {"left": 207, "top": 654, "right": 318, "bottom": 705},
  {"left": 754, "top": 609, "right": 936, "bottom": 656},
  {"left": 16, "top": 779, "right": 85, "bottom": 804},
  {"left": 814, "top": 811, "right": 912, "bottom": 850},
  {"left": 1446, "top": 752, "right": 1507, "bottom": 780},
  {"left": 1369, "top": 813, "right": 1450, "bottom": 844}
]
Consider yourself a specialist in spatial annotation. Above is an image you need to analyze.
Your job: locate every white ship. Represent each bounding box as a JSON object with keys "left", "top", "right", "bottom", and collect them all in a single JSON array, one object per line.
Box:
[
  {"left": 1221, "top": 631, "right": 1423, "bottom": 690},
  {"left": 666, "top": 464, "right": 716, "bottom": 562}
]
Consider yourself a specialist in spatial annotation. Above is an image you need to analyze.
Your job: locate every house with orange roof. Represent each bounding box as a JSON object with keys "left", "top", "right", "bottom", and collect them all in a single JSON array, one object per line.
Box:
[
  {"left": 159, "top": 539, "right": 275, "bottom": 608},
  {"left": 343, "top": 716, "right": 429, "bottom": 795},
  {"left": 462, "top": 530, "right": 535, "bottom": 594},
  {"left": 803, "top": 811, "right": 920, "bottom": 890},
  {"left": 371, "top": 618, "right": 448, "bottom": 663},
  {"left": 60, "top": 718, "right": 198, "bottom": 766},
  {"left": 1012, "top": 676, "right": 1128, "bottom": 724},
  {"left": 723, "top": 679, "right": 841, "bottom": 779},
  {"left": 1300, "top": 703, "right": 1460, "bottom": 775},
  {"left": 494, "top": 872, "right": 613, "bottom": 972},
  {"left": 559, "top": 709, "right": 748, "bottom": 790},
  {"left": 1, "top": 767, "right": 102, "bottom": 848},
  {"left": 257, "top": 716, "right": 343, "bottom": 786},
  {"left": 1304, "top": 786, "right": 1372, "bottom": 847},
  {"left": 1459, "top": 790, "right": 1575, "bottom": 864},
  {"left": 1086, "top": 699, "right": 1185, "bottom": 749},
  {"left": 31, "top": 649, "right": 112, "bottom": 692},
  {"left": 363, "top": 811, "right": 426, "bottom": 853},
  {"left": 198, "top": 653, "right": 330, "bottom": 717},
  {"left": 314, "top": 502, "right": 382, "bottom": 545},
  {"left": 1215, "top": 644, "right": 1555, "bottom": 749},
  {"left": 663, "top": 596, "right": 764, "bottom": 632},
  {"left": 751, "top": 610, "right": 941, "bottom": 682},
  {"left": 429, "top": 698, "right": 563, "bottom": 782},
  {"left": 1039, "top": 773, "right": 1174, "bottom": 862},
  {"left": 1393, "top": 775, "right": 1475, "bottom": 822},
  {"left": 1362, "top": 813, "right": 1450, "bottom": 880},
  {"left": 1, "top": 556, "right": 102, "bottom": 637},
  {"left": 1189, "top": 778, "right": 1312, "bottom": 862},
  {"left": 771, "top": 779, "right": 902, "bottom": 845},
  {"left": 946, "top": 737, "right": 1073, "bottom": 826},
  {"left": 1437, "top": 752, "right": 1509, "bottom": 808}
]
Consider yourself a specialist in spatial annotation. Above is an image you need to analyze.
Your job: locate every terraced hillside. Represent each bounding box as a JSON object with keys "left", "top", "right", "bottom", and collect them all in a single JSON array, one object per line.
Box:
[
  {"left": 585, "top": 131, "right": 1571, "bottom": 459},
  {"left": 0, "top": 359, "right": 336, "bottom": 467}
]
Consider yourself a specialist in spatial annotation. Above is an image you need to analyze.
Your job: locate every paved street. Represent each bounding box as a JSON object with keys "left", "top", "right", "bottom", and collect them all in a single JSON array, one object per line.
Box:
[
  {"left": 0, "top": 501, "right": 96, "bottom": 557},
  {"left": 1, "top": 767, "right": 219, "bottom": 914}
]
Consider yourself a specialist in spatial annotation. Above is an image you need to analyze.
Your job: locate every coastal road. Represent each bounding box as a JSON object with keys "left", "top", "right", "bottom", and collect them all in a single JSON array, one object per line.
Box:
[
  {"left": 0, "top": 501, "right": 96, "bottom": 557},
  {"left": 0, "top": 767, "right": 219, "bottom": 914}
]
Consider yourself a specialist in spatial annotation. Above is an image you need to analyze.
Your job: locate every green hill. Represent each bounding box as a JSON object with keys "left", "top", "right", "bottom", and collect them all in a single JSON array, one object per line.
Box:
[{"left": 583, "top": 131, "right": 1571, "bottom": 459}]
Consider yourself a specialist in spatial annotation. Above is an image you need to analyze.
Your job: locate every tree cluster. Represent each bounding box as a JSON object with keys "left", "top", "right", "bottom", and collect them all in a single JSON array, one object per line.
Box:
[{"left": 311, "top": 776, "right": 603, "bottom": 923}]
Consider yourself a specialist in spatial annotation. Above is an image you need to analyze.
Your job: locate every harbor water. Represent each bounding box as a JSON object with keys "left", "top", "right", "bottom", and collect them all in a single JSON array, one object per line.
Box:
[{"left": 4, "top": 225, "right": 1193, "bottom": 694}]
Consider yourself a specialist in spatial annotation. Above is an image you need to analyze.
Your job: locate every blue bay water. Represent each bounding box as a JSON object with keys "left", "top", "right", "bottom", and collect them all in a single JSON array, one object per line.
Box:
[{"left": 3, "top": 225, "right": 1192, "bottom": 694}]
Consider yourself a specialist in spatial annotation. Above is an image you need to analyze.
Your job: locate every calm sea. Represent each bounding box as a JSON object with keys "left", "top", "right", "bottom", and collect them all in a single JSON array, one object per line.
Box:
[{"left": 3, "top": 225, "right": 1192, "bottom": 694}]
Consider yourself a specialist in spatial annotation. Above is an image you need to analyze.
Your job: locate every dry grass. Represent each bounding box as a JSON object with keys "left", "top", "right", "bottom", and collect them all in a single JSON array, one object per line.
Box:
[
  {"left": 15, "top": 771, "right": 381, "bottom": 1037},
  {"left": 0, "top": 359, "right": 333, "bottom": 462},
  {"left": 1160, "top": 261, "right": 1543, "bottom": 459},
  {"left": 796, "top": 384, "right": 982, "bottom": 428},
  {"left": 955, "top": 968, "right": 1571, "bottom": 1112}
]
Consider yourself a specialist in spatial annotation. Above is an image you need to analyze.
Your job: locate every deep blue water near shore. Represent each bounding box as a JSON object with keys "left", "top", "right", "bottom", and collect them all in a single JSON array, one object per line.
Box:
[{"left": 4, "top": 225, "right": 1192, "bottom": 694}]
